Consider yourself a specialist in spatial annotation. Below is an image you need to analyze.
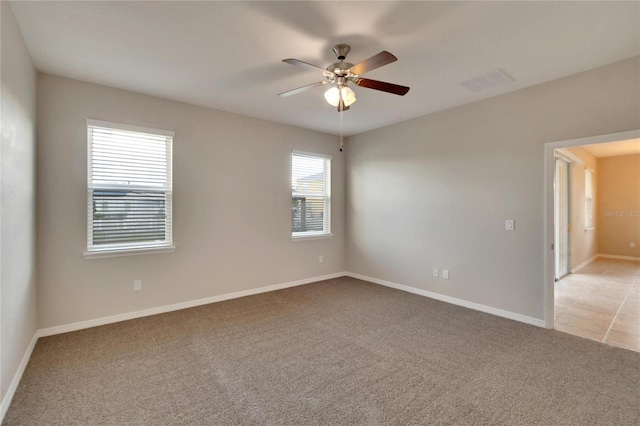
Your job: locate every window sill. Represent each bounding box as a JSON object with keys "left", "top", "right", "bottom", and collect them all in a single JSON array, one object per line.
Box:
[
  {"left": 84, "top": 245, "right": 175, "bottom": 259},
  {"left": 291, "top": 233, "right": 333, "bottom": 241}
]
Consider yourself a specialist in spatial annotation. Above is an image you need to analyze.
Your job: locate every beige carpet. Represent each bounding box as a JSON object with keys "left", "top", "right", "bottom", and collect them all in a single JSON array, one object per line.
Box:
[{"left": 4, "top": 277, "right": 639, "bottom": 425}]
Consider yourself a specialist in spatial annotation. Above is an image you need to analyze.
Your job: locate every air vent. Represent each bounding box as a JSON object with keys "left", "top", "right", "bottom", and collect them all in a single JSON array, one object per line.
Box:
[{"left": 460, "top": 69, "right": 514, "bottom": 93}]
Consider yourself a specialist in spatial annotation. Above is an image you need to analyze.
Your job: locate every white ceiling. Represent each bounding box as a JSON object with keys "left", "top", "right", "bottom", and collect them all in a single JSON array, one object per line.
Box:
[
  {"left": 8, "top": 1, "right": 640, "bottom": 136},
  {"left": 582, "top": 139, "right": 640, "bottom": 158}
]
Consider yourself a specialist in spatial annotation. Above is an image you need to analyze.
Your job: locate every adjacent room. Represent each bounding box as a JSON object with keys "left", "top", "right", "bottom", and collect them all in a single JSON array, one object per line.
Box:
[
  {"left": 553, "top": 140, "right": 640, "bottom": 350},
  {"left": 2, "top": 1, "right": 639, "bottom": 424}
]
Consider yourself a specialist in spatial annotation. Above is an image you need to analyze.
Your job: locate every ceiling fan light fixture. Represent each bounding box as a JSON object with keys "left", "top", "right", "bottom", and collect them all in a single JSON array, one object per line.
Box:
[
  {"left": 324, "top": 86, "right": 356, "bottom": 107},
  {"left": 324, "top": 86, "right": 340, "bottom": 107},
  {"left": 341, "top": 86, "right": 356, "bottom": 106},
  {"left": 281, "top": 44, "right": 408, "bottom": 112}
]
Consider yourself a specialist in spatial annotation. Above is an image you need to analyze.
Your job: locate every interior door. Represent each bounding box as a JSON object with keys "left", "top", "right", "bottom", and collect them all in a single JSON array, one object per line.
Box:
[{"left": 554, "top": 158, "right": 570, "bottom": 280}]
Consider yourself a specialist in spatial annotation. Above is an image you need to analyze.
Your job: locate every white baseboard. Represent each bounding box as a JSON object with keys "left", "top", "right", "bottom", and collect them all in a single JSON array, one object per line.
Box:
[
  {"left": 39, "top": 269, "right": 547, "bottom": 338},
  {"left": 38, "top": 272, "right": 347, "bottom": 337},
  {"left": 1, "top": 332, "right": 38, "bottom": 424},
  {"left": 598, "top": 253, "right": 640, "bottom": 262},
  {"left": 346, "top": 272, "right": 545, "bottom": 328},
  {"left": 570, "top": 254, "right": 599, "bottom": 273}
]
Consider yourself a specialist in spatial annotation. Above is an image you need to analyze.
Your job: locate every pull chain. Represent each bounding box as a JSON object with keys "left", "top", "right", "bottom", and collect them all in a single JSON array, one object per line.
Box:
[{"left": 339, "top": 110, "right": 344, "bottom": 152}]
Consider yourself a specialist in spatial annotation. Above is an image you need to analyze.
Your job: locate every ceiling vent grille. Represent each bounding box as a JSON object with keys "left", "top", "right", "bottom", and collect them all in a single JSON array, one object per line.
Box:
[{"left": 460, "top": 69, "right": 514, "bottom": 93}]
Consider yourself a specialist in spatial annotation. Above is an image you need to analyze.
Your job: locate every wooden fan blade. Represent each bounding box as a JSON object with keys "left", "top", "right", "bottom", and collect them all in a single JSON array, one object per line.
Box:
[
  {"left": 278, "top": 81, "right": 327, "bottom": 97},
  {"left": 348, "top": 51, "right": 397, "bottom": 75},
  {"left": 352, "top": 78, "right": 410, "bottom": 96},
  {"left": 282, "top": 59, "right": 332, "bottom": 74}
]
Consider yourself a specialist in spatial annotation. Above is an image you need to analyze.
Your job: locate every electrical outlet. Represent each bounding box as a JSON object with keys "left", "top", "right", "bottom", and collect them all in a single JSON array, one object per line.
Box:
[
  {"left": 442, "top": 270, "right": 450, "bottom": 280},
  {"left": 433, "top": 268, "right": 439, "bottom": 277},
  {"left": 505, "top": 220, "right": 515, "bottom": 231},
  {"left": 133, "top": 280, "right": 142, "bottom": 291},
  {"left": 319, "top": 255, "right": 324, "bottom": 263}
]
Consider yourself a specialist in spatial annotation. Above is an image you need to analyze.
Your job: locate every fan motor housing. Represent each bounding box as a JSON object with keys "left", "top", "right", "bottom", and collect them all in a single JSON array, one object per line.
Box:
[{"left": 327, "top": 62, "right": 354, "bottom": 76}]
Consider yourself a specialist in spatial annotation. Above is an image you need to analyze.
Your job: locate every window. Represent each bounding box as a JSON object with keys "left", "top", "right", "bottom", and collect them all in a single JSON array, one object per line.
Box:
[
  {"left": 585, "top": 168, "right": 594, "bottom": 229},
  {"left": 86, "top": 119, "right": 174, "bottom": 256},
  {"left": 291, "top": 151, "right": 331, "bottom": 238}
]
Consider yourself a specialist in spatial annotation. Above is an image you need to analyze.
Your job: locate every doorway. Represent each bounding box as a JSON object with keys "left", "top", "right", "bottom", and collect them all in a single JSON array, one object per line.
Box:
[
  {"left": 544, "top": 129, "right": 640, "bottom": 329},
  {"left": 546, "top": 132, "right": 640, "bottom": 352}
]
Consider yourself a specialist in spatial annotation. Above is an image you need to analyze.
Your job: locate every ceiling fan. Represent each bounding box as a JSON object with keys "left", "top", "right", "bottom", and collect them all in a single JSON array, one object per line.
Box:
[{"left": 278, "top": 44, "right": 410, "bottom": 111}]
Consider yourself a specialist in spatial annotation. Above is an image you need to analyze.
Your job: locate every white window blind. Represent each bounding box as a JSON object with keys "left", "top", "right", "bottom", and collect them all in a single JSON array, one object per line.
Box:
[
  {"left": 291, "top": 151, "right": 331, "bottom": 237},
  {"left": 87, "top": 120, "right": 173, "bottom": 253},
  {"left": 585, "top": 168, "right": 594, "bottom": 229}
]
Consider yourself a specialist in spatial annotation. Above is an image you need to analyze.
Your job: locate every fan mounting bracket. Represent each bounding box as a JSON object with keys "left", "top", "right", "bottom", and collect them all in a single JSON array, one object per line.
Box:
[{"left": 332, "top": 44, "right": 351, "bottom": 60}]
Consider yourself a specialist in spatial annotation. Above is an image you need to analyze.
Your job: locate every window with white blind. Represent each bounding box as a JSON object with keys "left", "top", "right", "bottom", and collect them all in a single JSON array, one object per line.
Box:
[
  {"left": 291, "top": 151, "right": 331, "bottom": 238},
  {"left": 585, "top": 168, "right": 595, "bottom": 229},
  {"left": 86, "top": 119, "right": 174, "bottom": 256}
]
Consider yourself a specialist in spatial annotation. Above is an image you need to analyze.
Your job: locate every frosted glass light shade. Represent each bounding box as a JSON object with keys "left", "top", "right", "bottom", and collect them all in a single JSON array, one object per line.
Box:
[
  {"left": 341, "top": 86, "right": 356, "bottom": 106},
  {"left": 324, "top": 86, "right": 356, "bottom": 107},
  {"left": 324, "top": 87, "right": 340, "bottom": 106}
]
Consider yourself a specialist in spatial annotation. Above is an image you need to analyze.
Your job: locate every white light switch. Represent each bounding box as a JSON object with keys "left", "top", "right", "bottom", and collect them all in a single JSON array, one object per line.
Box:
[
  {"left": 433, "top": 268, "right": 439, "bottom": 277},
  {"left": 505, "top": 220, "right": 515, "bottom": 231},
  {"left": 442, "top": 270, "right": 450, "bottom": 280}
]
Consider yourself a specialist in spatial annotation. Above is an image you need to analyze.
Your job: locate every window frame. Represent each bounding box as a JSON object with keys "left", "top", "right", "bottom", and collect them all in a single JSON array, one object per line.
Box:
[
  {"left": 85, "top": 119, "right": 175, "bottom": 258},
  {"left": 291, "top": 150, "right": 332, "bottom": 240}
]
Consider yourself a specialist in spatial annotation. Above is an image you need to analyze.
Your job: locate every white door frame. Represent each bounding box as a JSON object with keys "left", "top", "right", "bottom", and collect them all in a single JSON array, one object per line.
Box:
[
  {"left": 554, "top": 157, "right": 571, "bottom": 280},
  {"left": 543, "top": 129, "right": 640, "bottom": 328}
]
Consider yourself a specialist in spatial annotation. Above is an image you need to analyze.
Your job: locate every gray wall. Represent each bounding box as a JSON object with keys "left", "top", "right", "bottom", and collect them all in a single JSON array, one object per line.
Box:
[
  {"left": 36, "top": 74, "right": 345, "bottom": 329},
  {"left": 1, "top": 1, "right": 38, "bottom": 405},
  {"left": 346, "top": 57, "right": 640, "bottom": 321}
]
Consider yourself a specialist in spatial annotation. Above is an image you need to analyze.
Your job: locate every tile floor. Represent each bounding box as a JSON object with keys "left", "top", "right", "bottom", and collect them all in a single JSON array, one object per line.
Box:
[{"left": 555, "top": 258, "right": 640, "bottom": 352}]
